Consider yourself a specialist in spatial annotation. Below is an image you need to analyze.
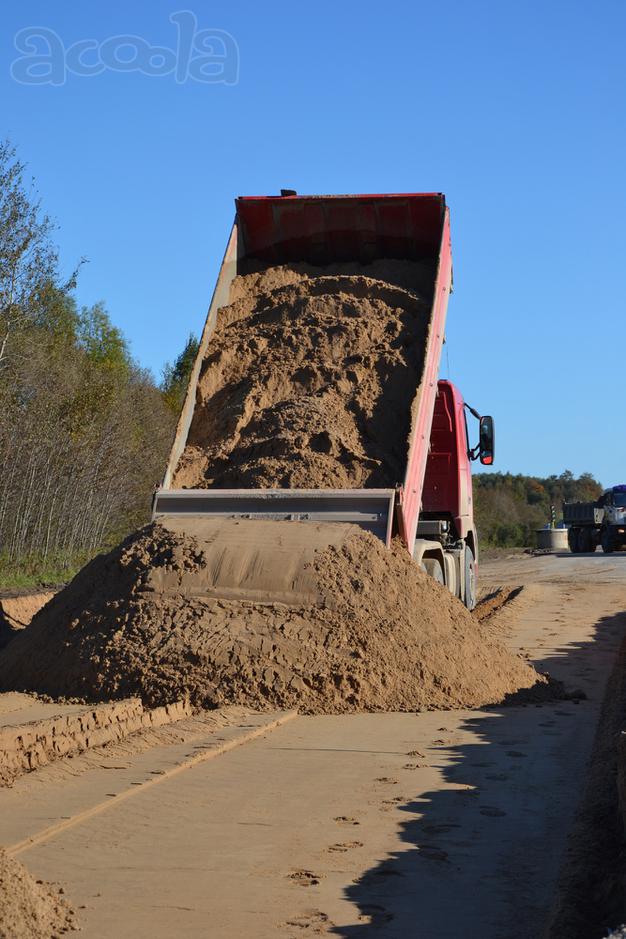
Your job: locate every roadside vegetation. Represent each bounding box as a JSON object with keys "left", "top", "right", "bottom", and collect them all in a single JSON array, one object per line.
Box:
[
  {"left": 0, "top": 141, "right": 196, "bottom": 588},
  {"left": 474, "top": 471, "right": 602, "bottom": 549}
]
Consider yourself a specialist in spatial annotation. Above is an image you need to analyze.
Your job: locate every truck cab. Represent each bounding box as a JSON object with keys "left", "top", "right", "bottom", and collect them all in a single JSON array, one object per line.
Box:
[
  {"left": 413, "top": 380, "right": 494, "bottom": 608},
  {"left": 564, "top": 484, "right": 626, "bottom": 554},
  {"left": 598, "top": 486, "right": 626, "bottom": 552}
]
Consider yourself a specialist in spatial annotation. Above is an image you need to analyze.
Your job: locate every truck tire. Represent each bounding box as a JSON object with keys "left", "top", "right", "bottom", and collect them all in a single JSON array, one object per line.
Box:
[
  {"left": 463, "top": 545, "right": 476, "bottom": 611},
  {"left": 567, "top": 527, "right": 579, "bottom": 553},
  {"left": 443, "top": 552, "right": 459, "bottom": 598},
  {"left": 578, "top": 528, "right": 592, "bottom": 553},
  {"left": 421, "top": 557, "right": 445, "bottom": 585},
  {"left": 601, "top": 527, "right": 615, "bottom": 554}
]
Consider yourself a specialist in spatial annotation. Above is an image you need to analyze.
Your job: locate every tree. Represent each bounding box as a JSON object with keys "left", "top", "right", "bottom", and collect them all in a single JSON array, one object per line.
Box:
[
  {"left": 0, "top": 140, "right": 61, "bottom": 369},
  {"left": 77, "top": 302, "right": 130, "bottom": 371},
  {"left": 161, "top": 333, "right": 199, "bottom": 412},
  {"left": 0, "top": 140, "right": 177, "bottom": 579},
  {"left": 0, "top": 304, "right": 175, "bottom": 567}
]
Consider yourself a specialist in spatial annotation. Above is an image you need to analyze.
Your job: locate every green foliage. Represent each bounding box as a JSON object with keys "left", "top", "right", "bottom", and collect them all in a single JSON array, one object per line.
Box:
[
  {"left": 0, "top": 140, "right": 61, "bottom": 369},
  {"left": 0, "top": 553, "right": 87, "bottom": 589},
  {"left": 34, "top": 281, "right": 80, "bottom": 340},
  {"left": 77, "top": 302, "right": 131, "bottom": 371},
  {"left": 161, "top": 333, "right": 199, "bottom": 412},
  {"left": 474, "top": 471, "right": 603, "bottom": 548},
  {"left": 0, "top": 140, "right": 180, "bottom": 587},
  {"left": 0, "top": 312, "right": 176, "bottom": 569}
]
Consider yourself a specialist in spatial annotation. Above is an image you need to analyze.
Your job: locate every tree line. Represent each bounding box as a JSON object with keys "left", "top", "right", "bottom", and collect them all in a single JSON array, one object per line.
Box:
[
  {"left": 474, "top": 470, "right": 603, "bottom": 548},
  {"left": 0, "top": 141, "right": 197, "bottom": 583}
]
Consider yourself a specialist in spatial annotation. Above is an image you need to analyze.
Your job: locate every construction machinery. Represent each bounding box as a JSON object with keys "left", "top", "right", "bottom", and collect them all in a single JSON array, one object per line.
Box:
[
  {"left": 152, "top": 192, "right": 493, "bottom": 609},
  {"left": 564, "top": 485, "right": 626, "bottom": 554}
]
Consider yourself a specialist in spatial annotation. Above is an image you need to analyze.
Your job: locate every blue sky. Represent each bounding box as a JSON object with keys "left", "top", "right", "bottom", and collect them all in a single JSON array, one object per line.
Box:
[{"left": 1, "top": 1, "right": 625, "bottom": 485}]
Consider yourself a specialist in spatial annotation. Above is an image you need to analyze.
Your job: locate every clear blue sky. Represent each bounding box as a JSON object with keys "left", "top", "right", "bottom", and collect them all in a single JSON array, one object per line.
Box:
[{"left": 2, "top": 1, "right": 625, "bottom": 486}]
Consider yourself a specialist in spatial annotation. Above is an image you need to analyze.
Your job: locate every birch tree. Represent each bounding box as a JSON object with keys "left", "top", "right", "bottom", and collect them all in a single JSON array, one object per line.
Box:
[{"left": 0, "top": 141, "right": 59, "bottom": 370}]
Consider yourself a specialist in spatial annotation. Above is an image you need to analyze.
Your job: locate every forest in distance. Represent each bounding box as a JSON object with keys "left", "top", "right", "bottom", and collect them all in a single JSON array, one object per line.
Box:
[
  {"left": 473, "top": 470, "right": 602, "bottom": 549},
  {"left": 0, "top": 139, "right": 604, "bottom": 587}
]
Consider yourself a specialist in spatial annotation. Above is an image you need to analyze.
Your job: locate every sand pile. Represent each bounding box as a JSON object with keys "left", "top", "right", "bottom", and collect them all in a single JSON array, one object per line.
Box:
[
  {"left": 173, "top": 261, "right": 435, "bottom": 490},
  {"left": 0, "top": 523, "right": 549, "bottom": 714},
  {"left": 0, "top": 848, "right": 76, "bottom": 938}
]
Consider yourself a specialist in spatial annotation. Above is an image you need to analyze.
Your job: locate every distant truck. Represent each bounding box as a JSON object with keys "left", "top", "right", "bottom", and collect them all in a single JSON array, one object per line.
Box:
[{"left": 563, "top": 485, "right": 626, "bottom": 553}]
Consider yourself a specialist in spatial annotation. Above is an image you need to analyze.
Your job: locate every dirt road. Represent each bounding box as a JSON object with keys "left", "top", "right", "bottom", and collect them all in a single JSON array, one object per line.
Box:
[{"left": 2, "top": 551, "right": 626, "bottom": 938}]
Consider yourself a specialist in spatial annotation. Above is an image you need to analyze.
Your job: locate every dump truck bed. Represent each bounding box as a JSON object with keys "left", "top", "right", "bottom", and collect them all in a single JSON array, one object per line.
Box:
[
  {"left": 563, "top": 502, "right": 603, "bottom": 526},
  {"left": 154, "top": 193, "right": 452, "bottom": 554}
]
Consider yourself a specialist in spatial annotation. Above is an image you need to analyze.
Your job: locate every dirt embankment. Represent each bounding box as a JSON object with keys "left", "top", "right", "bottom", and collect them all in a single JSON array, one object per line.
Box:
[
  {"left": 0, "top": 848, "right": 77, "bottom": 938},
  {"left": 0, "top": 523, "right": 551, "bottom": 715},
  {"left": 173, "top": 261, "right": 435, "bottom": 490}
]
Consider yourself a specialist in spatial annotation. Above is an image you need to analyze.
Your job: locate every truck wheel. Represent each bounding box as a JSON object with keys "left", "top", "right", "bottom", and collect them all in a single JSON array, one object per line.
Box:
[
  {"left": 567, "top": 527, "right": 579, "bottom": 553},
  {"left": 421, "top": 557, "right": 445, "bottom": 585},
  {"left": 578, "top": 529, "right": 591, "bottom": 553},
  {"left": 601, "top": 528, "right": 615, "bottom": 554},
  {"left": 443, "top": 552, "right": 459, "bottom": 598},
  {"left": 463, "top": 545, "right": 476, "bottom": 611}
]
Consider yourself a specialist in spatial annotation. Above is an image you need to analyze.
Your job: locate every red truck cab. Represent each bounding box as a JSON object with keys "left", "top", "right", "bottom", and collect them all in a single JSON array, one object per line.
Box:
[{"left": 416, "top": 380, "right": 494, "bottom": 608}]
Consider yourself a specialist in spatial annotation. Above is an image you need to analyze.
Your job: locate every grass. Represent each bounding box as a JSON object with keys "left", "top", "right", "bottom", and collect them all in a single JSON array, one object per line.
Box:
[{"left": 0, "top": 553, "right": 86, "bottom": 591}]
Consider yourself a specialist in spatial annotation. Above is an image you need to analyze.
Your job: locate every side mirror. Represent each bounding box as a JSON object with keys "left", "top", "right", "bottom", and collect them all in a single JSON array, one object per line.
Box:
[{"left": 479, "top": 415, "right": 495, "bottom": 465}]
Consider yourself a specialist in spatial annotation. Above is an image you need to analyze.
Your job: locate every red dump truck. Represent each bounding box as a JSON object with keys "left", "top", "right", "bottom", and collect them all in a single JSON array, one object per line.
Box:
[{"left": 153, "top": 192, "right": 494, "bottom": 609}]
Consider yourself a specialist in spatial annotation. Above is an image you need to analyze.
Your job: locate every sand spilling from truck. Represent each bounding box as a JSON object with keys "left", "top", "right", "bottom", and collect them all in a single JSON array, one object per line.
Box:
[
  {"left": 0, "top": 848, "right": 77, "bottom": 938},
  {"left": 0, "top": 522, "right": 552, "bottom": 714},
  {"left": 173, "top": 261, "right": 435, "bottom": 489}
]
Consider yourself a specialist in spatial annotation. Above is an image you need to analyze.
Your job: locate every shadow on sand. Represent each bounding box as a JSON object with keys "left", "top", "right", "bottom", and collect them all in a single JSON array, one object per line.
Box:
[{"left": 330, "top": 608, "right": 626, "bottom": 939}]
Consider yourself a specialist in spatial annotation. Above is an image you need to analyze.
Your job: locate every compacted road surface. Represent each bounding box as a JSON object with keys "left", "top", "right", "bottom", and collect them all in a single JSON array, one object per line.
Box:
[{"left": 2, "top": 551, "right": 625, "bottom": 938}]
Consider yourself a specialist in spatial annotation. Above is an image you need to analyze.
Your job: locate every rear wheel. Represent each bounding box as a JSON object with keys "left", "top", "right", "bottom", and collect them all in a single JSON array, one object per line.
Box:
[
  {"left": 578, "top": 528, "right": 592, "bottom": 553},
  {"left": 601, "top": 527, "right": 615, "bottom": 554},
  {"left": 568, "top": 527, "right": 580, "bottom": 553},
  {"left": 443, "top": 552, "right": 459, "bottom": 598},
  {"left": 421, "top": 557, "right": 445, "bottom": 585},
  {"left": 463, "top": 545, "right": 476, "bottom": 610}
]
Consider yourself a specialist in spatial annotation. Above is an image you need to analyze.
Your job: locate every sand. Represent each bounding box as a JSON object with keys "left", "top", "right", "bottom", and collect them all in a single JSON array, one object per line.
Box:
[
  {"left": 0, "top": 523, "right": 549, "bottom": 714},
  {"left": 173, "top": 261, "right": 435, "bottom": 490},
  {"left": 0, "top": 593, "right": 56, "bottom": 650},
  {"left": 0, "top": 848, "right": 76, "bottom": 938}
]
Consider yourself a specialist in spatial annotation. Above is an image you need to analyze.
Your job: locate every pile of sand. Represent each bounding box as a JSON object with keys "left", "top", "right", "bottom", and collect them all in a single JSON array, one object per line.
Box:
[
  {"left": 0, "top": 848, "right": 76, "bottom": 938},
  {"left": 0, "top": 523, "right": 550, "bottom": 714},
  {"left": 173, "top": 261, "right": 435, "bottom": 490}
]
